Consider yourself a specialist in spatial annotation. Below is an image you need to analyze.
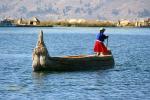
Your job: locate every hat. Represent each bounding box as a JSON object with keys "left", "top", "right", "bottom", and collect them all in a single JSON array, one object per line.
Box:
[{"left": 99, "top": 27, "right": 105, "bottom": 31}]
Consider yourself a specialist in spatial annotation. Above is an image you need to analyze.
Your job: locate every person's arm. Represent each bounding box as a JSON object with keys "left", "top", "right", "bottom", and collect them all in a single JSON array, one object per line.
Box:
[
  {"left": 103, "top": 34, "right": 109, "bottom": 39},
  {"left": 106, "top": 35, "right": 109, "bottom": 38}
]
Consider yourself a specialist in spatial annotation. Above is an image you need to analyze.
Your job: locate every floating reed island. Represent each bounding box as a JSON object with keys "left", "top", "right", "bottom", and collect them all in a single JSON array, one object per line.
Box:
[{"left": 32, "top": 31, "right": 115, "bottom": 72}]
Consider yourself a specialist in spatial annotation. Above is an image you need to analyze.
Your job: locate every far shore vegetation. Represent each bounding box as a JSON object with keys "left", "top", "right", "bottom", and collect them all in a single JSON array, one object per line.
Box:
[{"left": 0, "top": 17, "right": 150, "bottom": 27}]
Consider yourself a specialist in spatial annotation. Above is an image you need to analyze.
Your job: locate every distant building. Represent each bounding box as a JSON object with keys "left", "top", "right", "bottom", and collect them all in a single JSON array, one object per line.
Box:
[
  {"left": 17, "top": 18, "right": 23, "bottom": 25},
  {"left": 135, "top": 18, "right": 150, "bottom": 27},
  {"left": 0, "top": 18, "right": 14, "bottom": 26},
  {"left": 117, "top": 19, "right": 130, "bottom": 27},
  {"left": 78, "top": 19, "right": 86, "bottom": 23},
  {"left": 67, "top": 19, "right": 86, "bottom": 24},
  {"left": 28, "top": 17, "right": 40, "bottom": 25}
]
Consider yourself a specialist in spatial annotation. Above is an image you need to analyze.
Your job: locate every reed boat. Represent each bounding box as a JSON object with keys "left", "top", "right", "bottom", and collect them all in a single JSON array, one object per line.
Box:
[{"left": 32, "top": 31, "right": 114, "bottom": 71}]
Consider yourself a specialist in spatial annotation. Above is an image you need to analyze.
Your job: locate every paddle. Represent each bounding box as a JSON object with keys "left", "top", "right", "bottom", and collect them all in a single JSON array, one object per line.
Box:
[{"left": 106, "top": 36, "right": 109, "bottom": 48}]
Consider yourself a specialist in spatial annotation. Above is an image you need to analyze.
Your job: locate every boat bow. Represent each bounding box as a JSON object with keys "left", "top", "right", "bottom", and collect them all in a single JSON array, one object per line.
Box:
[{"left": 32, "top": 30, "right": 50, "bottom": 71}]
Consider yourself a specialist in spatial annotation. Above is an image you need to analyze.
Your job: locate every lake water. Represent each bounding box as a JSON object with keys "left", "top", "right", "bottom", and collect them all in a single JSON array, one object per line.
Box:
[{"left": 0, "top": 27, "right": 150, "bottom": 100}]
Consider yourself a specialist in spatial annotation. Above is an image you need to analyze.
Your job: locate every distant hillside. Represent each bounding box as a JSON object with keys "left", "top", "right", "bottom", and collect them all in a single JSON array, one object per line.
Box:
[{"left": 0, "top": 0, "right": 150, "bottom": 20}]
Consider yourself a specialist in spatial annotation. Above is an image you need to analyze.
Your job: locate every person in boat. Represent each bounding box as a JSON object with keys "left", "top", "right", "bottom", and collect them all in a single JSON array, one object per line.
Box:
[{"left": 94, "top": 28, "right": 109, "bottom": 56}]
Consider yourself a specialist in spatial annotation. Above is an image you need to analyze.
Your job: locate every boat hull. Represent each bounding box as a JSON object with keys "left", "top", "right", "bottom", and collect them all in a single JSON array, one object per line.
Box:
[{"left": 33, "top": 55, "right": 114, "bottom": 71}]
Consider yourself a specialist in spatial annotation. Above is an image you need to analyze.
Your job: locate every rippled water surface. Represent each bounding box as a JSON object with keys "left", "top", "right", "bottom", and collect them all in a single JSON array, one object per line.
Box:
[{"left": 0, "top": 27, "right": 150, "bottom": 100}]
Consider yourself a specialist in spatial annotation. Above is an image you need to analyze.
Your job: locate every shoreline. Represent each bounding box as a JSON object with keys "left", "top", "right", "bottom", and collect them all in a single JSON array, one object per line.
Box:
[
  {"left": 0, "top": 25, "right": 149, "bottom": 28},
  {"left": 1, "top": 18, "right": 150, "bottom": 28}
]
